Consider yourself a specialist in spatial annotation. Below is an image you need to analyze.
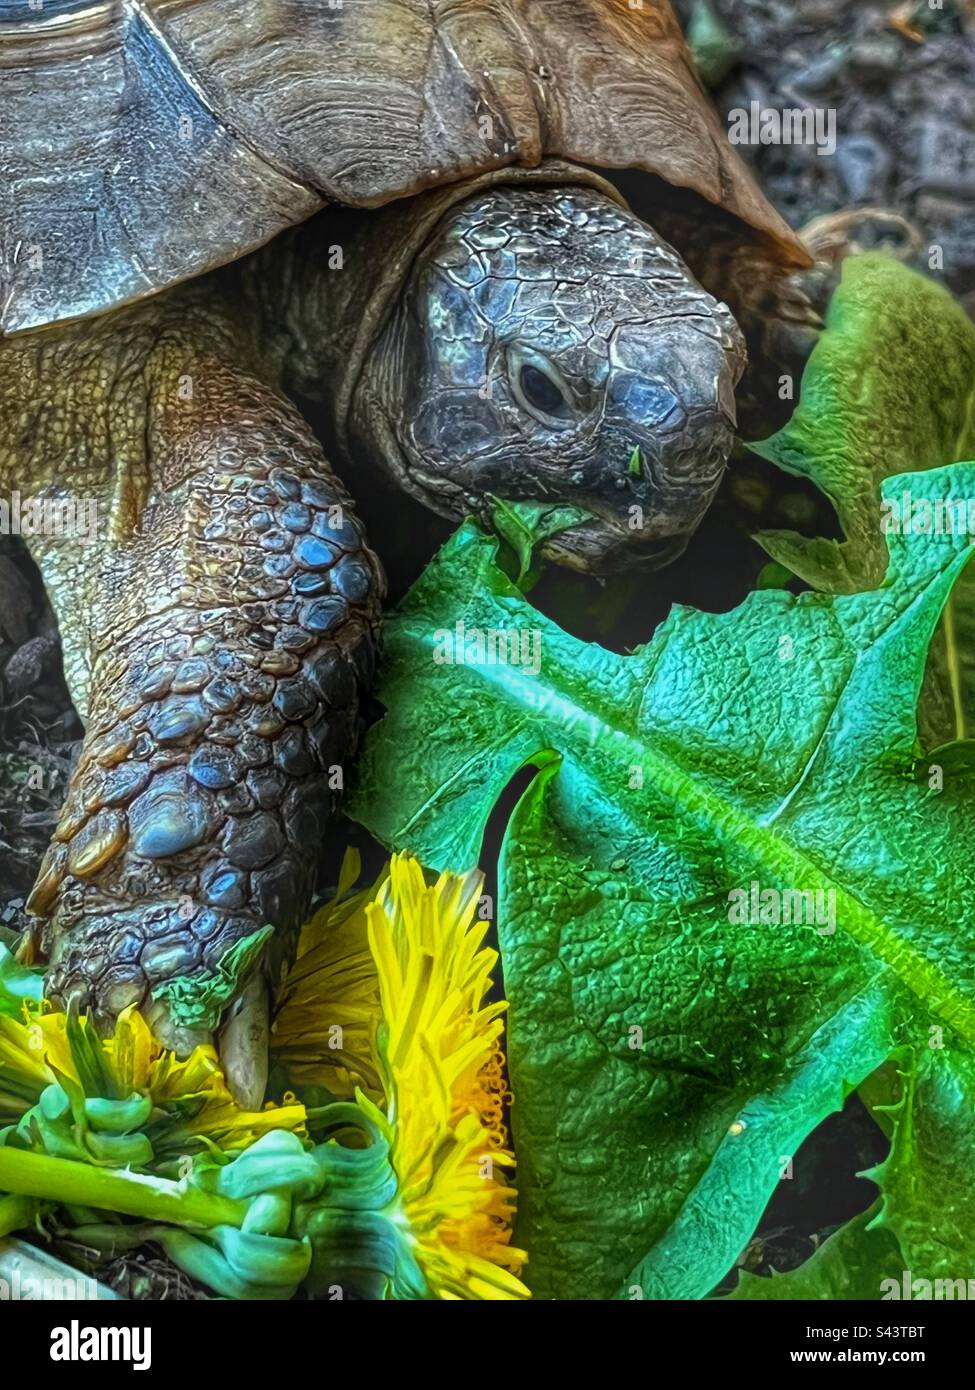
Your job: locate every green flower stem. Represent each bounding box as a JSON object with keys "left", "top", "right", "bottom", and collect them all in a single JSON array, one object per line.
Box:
[
  {"left": 0, "top": 1192, "right": 38, "bottom": 1237},
  {"left": 0, "top": 1148, "right": 248, "bottom": 1230}
]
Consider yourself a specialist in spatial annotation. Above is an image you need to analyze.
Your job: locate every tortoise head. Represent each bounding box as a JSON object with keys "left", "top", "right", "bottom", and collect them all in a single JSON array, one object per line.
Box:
[{"left": 371, "top": 184, "right": 745, "bottom": 574}]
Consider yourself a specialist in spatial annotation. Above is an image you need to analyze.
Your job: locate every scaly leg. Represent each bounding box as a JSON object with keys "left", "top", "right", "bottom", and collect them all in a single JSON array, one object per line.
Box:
[{"left": 23, "top": 347, "right": 383, "bottom": 1104}]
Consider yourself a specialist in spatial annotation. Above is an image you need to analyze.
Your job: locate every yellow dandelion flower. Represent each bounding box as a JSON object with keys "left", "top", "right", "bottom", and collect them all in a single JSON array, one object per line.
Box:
[
  {"left": 271, "top": 849, "right": 384, "bottom": 1099},
  {"left": 0, "top": 1012, "right": 52, "bottom": 1123},
  {"left": 0, "top": 1004, "right": 305, "bottom": 1158},
  {"left": 276, "top": 851, "right": 530, "bottom": 1300}
]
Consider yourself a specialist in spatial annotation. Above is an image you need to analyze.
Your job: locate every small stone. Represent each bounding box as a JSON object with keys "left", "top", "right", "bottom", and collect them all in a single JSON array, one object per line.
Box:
[
  {"left": 789, "top": 47, "right": 847, "bottom": 93},
  {"left": 916, "top": 194, "right": 974, "bottom": 225},
  {"left": 849, "top": 37, "right": 901, "bottom": 75},
  {"left": 836, "top": 134, "right": 892, "bottom": 203},
  {"left": 3, "top": 636, "right": 47, "bottom": 695},
  {"left": 917, "top": 116, "right": 975, "bottom": 198}
]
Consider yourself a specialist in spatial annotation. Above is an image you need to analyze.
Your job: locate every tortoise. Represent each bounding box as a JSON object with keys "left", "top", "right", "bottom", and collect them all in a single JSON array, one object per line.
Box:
[{"left": 0, "top": 0, "right": 814, "bottom": 1103}]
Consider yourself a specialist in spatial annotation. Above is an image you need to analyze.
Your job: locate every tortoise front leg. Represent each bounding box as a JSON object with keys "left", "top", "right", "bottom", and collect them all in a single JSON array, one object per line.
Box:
[{"left": 25, "top": 359, "right": 383, "bottom": 1104}]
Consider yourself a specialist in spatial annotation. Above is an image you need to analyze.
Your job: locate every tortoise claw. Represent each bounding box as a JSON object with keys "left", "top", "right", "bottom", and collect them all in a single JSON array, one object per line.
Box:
[{"left": 217, "top": 974, "right": 270, "bottom": 1111}]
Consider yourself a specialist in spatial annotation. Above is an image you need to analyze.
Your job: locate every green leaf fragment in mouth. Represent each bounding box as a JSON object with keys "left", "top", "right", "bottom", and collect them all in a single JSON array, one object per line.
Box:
[{"left": 489, "top": 497, "right": 591, "bottom": 587}]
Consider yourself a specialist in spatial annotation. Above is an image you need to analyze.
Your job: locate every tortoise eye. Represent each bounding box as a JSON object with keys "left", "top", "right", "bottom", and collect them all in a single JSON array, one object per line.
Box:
[
  {"left": 520, "top": 364, "right": 567, "bottom": 417},
  {"left": 509, "top": 350, "right": 574, "bottom": 425}
]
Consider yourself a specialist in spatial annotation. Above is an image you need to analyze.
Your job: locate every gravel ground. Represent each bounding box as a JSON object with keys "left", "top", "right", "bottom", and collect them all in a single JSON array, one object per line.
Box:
[
  {"left": 682, "top": 0, "right": 975, "bottom": 307},
  {"left": 0, "top": 549, "right": 81, "bottom": 941}
]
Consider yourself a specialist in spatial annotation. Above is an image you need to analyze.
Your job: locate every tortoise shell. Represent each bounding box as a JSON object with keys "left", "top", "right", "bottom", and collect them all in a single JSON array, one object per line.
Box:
[{"left": 0, "top": 0, "right": 808, "bottom": 334}]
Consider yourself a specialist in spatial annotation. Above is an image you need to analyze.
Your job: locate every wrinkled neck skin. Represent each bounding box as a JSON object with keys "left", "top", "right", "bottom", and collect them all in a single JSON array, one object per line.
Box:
[{"left": 246, "top": 162, "right": 745, "bottom": 575}]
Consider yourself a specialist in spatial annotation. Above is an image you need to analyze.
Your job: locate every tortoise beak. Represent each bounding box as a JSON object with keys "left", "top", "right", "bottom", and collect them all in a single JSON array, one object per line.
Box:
[
  {"left": 539, "top": 329, "right": 741, "bottom": 575},
  {"left": 605, "top": 322, "right": 739, "bottom": 506}
]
